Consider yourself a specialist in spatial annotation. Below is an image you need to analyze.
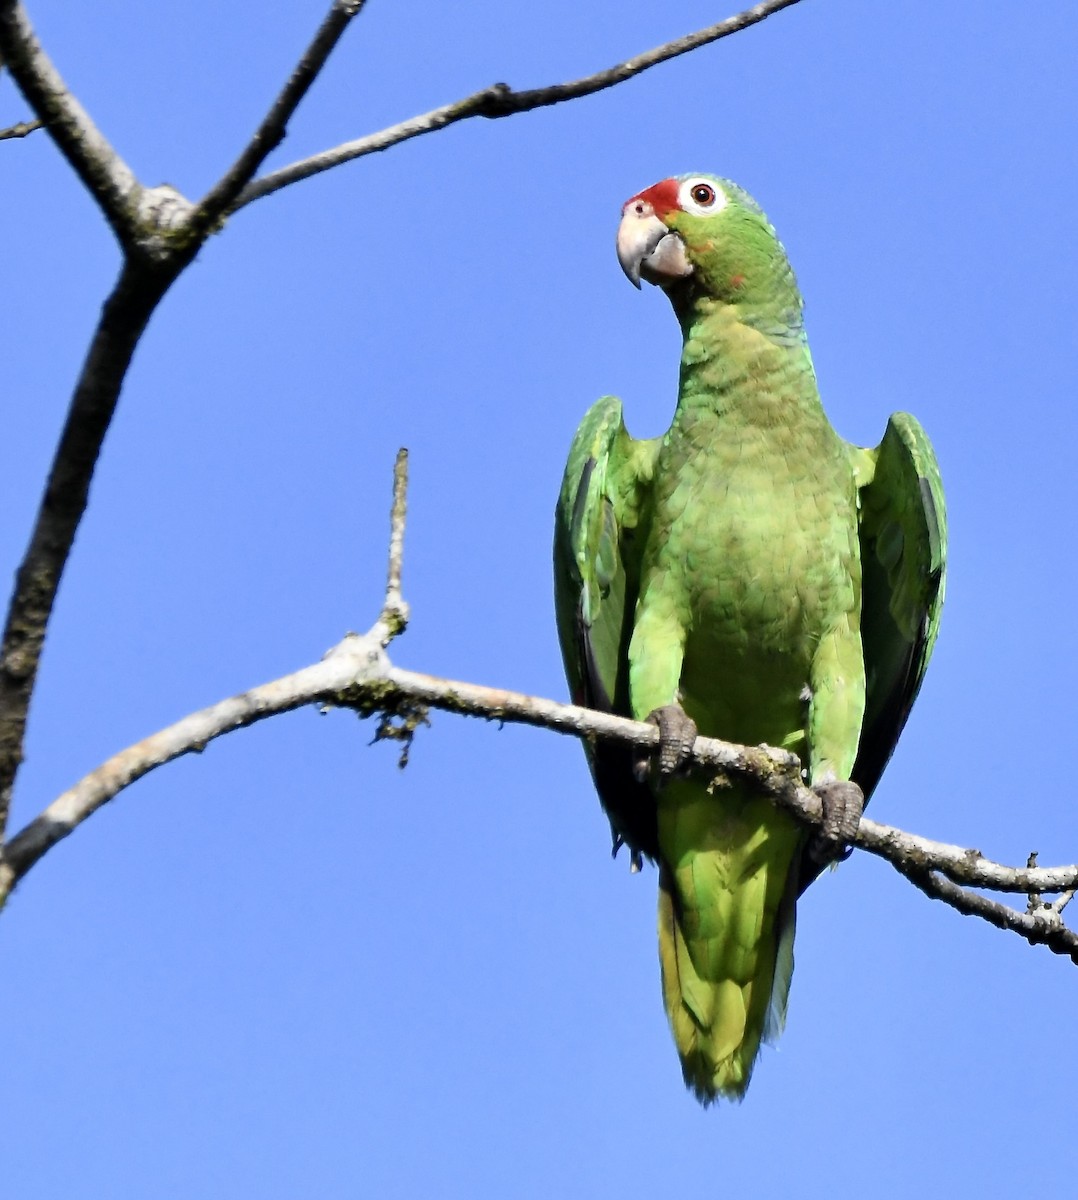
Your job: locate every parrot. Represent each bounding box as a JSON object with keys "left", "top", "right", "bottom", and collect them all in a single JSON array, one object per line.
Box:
[{"left": 553, "top": 174, "right": 946, "bottom": 1103}]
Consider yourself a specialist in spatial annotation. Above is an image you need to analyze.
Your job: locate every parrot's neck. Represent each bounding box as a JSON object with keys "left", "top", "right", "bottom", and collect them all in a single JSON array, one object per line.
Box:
[{"left": 673, "top": 299, "right": 824, "bottom": 432}]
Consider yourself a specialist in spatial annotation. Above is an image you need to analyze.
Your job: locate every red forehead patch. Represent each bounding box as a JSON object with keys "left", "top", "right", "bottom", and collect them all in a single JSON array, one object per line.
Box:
[{"left": 624, "top": 178, "right": 679, "bottom": 218}]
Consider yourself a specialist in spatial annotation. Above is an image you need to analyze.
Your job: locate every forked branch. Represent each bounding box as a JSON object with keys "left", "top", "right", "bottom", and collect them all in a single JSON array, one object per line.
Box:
[
  {"left": 0, "top": 0, "right": 806, "bottom": 847},
  {"left": 1, "top": 453, "right": 1074, "bottom": 968},
  {"left": 0, "top": 0, "right": 140, "bottom": 244},
  {"left": 190, "top": 0, "right": 370, "bottom": 233},
  {"left": 230, "top": 0, "right": 805, "bottom": 211}
]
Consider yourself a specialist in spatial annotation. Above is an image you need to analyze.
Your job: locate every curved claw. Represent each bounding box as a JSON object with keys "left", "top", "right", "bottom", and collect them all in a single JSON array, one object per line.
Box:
[
  {"left": 611, "top": 829, "right": 645, "bottom": 874},
  {"left": 809, "top": 779, "right": 865, "bottom": 865}
]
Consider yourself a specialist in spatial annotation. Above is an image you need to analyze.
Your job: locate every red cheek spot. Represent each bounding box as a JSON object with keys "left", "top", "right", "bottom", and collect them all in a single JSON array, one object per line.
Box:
[
  {"left": 624, "top": 177, "right": 680, "bottom": 218},
  {"left": 730, "top": 274, "right": 746, "bottom": 289}
]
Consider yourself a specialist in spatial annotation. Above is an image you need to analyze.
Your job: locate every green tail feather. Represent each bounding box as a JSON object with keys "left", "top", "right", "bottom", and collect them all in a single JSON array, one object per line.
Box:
[
  {"left": 656, "top": 782, "right": 801, "bottom": 1103},
  {"left": 763, "top": 877, "right": 798, "bottom": 1045}
]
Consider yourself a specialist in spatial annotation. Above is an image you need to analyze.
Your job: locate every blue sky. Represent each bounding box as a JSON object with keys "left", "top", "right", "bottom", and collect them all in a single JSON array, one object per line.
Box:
[{"left": 3, "top": 1, "right": 1077, "bottom": 1195}]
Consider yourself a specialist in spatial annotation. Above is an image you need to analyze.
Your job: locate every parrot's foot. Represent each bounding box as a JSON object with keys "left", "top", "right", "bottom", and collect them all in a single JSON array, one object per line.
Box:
[
  {"left": 809, "top": 779, "right": 864, "bottom": 865},
  {"left": 611, "top": 833, "right": 644, "bottom": 873},
  {"left": 633, "top": 704, "right": 698, "bottom": 783}
]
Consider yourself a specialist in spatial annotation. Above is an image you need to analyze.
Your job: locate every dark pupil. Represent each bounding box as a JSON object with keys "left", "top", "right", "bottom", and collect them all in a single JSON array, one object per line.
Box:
[{"left": 692, "top": 185, "right": 713, "bottom": 205}]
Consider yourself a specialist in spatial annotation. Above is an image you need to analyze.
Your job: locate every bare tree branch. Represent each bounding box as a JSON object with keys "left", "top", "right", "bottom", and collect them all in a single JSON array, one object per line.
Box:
[
  {"left": 0, "top": 0, "right": 141, "bottom": 245},
  {"left": 0, "top": 1, "right": 368, "bottom": 840},
  {"left": 0, "top": 446, "right": 409, "bottom": 894},
  {"left": 1, "top": 447, "right": 1074, "bottom": 961},
  {"left": 6, "top": 0, "right": 1064, "bottom": 977},
  {"left": 0, "top": 115, "right": 41, "bottom": 139},
  {"left": 190, "top": 0, "right": 369, "bottom": 234},
  {"left": 372, "top": 447, "right": 410, "bottom": 645},
  {"left": 230, "top": 0, "right": 804, "bottom": 212},
  {"left": 3, "top": 623, "right": 1075, "bottom": 958},
  {"left": 854, "top": 825, "right": 1078, "bottom": 895},
  {"left": 0, "top": 259, "right": 182, "bottom": 842},
  {"left": 894, "top": 865, "right": 1078, "bottom": 962},
  {"left": 0, "top": 632, "right": 390, "bottom": 896},
  {"left": 0, "top": 1, "right": 804, "bottom": 850}
]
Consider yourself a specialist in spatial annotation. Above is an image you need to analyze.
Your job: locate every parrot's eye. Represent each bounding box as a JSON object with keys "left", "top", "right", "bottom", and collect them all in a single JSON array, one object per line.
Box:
[{"left": 678, "top": 177, "right": 727, "bottom": 217}]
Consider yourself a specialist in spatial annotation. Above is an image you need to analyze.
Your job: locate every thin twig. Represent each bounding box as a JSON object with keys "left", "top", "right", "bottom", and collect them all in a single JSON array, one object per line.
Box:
[
  {"left": 0, "top": 0, "right": 141, "bottom": 244},
  {"left": 190, "top": 0, "right": 369, "bottom": 233},
  {"left": 896, "top": 867, "right": 1078, "bottom": 964},
  {"left": 1026, "top": 850, "right": 1041, "bottom": 914},
  {"left": 374, "top": 447, "right": 410, "bottom": 644},
  {"left": 0, "top": 115, "right": 41, "bottom": 139},
  {"left": 230, "top": 0, "right": 803, "bottom": 212}
]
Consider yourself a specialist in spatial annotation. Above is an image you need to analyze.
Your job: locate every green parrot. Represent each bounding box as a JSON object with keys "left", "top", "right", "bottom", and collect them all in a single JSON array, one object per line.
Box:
[{"left": 553, "top": 174, "right": 945, "bottom": 1103}]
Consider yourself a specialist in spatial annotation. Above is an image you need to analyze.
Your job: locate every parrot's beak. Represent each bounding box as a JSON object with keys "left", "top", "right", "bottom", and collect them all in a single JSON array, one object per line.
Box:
[{"left": 616, "top": 201, "right": 692, "bottom": 289}]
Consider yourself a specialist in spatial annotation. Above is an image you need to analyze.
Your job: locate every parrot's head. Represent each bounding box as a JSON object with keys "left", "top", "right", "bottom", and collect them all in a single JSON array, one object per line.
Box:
[{"left": 616, "top": 174, "right": 796, "bottom": 319}]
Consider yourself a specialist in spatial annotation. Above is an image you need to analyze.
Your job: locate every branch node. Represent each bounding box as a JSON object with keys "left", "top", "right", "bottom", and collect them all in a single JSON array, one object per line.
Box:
[
  {"left": 132, "top": 184, "right": 200, "bottom": 261},
  {"left": 191, "top": 0, "right": 370, "bottom": 229},
  {"left": 136, "top": 184, "right": 195, "bottom": 230},
  {"left": 0, "top": 1, "right": 142, "bottom": 244},
  {"left": 475, "top": 82, "right": 513, "bottom": 117}
]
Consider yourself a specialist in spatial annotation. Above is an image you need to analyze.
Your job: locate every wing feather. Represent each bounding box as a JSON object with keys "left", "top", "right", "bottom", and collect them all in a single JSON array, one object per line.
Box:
[
  {"left": 553, "top": 397, "right": 660, "bottom": 861},
  {"left": 851, "top": 412, "right": 947, "bottom": 803}
]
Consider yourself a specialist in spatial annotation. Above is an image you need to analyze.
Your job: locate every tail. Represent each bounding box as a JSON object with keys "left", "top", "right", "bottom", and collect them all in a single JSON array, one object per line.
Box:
[{"left": 656, "top": 783, "right": 801, "bottom": 1103}]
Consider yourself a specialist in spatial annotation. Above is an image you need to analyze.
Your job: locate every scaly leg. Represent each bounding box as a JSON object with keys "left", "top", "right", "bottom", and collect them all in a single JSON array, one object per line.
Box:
[{"left": 806, "top": 618, "right": 867, "bottom": 863}]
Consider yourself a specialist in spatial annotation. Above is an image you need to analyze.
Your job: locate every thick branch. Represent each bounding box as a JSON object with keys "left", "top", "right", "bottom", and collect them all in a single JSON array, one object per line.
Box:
[
  {"left": 191, "top": 0, "right": 369, "bottom": 233},
  {"left": 0, "top": 258, "right": 181, "bottom": 842},
  {"left": 0, "top": 1, "right": 380, "bottom": 845},
  {"left": 0, "top": 0, "right": 141, "bottom": 244},
  {"left": 231, "top": 0, "right": 804, "bottom": 212}
]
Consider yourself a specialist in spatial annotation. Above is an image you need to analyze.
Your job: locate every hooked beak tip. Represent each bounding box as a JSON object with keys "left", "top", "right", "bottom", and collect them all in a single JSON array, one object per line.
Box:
[{"left": 616, "top": 205, "right": 675, "bottom": 291}]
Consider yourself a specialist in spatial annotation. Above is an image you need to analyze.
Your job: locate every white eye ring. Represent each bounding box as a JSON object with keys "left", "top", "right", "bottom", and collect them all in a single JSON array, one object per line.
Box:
[{"left": 678, "top": 178, "right": 726, "bottom": 217}]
